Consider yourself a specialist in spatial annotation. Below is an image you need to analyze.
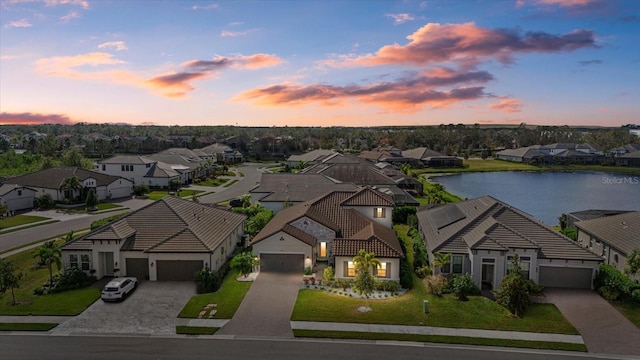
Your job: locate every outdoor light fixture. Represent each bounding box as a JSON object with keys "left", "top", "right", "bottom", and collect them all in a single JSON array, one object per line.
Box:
[
  {"left": 150, "top": 262, "right": 154, "bottom": 267},
  {"left": 280, "top": 236, "right": 285, "bottom": 241}
]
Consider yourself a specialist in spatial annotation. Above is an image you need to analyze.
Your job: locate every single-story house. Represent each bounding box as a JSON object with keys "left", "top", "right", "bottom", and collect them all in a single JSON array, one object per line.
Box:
[
  {"left": 416, "top": 196, "right": 603, "bottom": 289},
  {"left": 575, "top": 211, "right": 640, "bottom": 276},
  {"left": 61, "top": 196, "right": 246, "bottom": 281},
  {"left": 403, "top": 147, "right": 463, "bottom": 168},
  {"left": 250, "top": 188, "right": 404, "bottom": 281},
  {"left": 4, "top": 166, "right": 133, "bottom": 202},
  {"left": 286, "top": 149, "right": 338, "bottom": 168},
  {"left": 616, "top": 151, "right": 640, "bottom": 167},
  {"left": 496, "top": 147, "right": 549, "bottom": 165},
  {"left": 0, "top": 184, "right": 37, "bottom": 212}
]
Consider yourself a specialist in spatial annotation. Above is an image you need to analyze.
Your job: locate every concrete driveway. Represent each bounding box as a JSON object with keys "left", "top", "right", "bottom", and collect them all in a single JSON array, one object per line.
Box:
[
  {"left": 542, "top": 288, "right": 640, "bottom": 356},
  {"left": 217, "top": 272, "right": 300, "bottom": 337},
  {"left": 52, "top": 281, "right": 195, "bottom": 335}
]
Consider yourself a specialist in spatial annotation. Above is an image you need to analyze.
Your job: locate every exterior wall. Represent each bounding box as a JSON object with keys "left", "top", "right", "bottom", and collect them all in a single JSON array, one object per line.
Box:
[
  {"left": 143, "top": 176, "right": 171, "bottom": 188},
  {"left": 334, "top": 256, "right": 400, "bottom": 282},
  {"left": 146, "top": 252, "right": 210, "bottom": 281},
  {"left": 496, "top": 154, "right": 523, "bottom": 163},
  {"left": 290, "top": 216, "right": 335, "bottom": 260},
  {"left": 253, "top": 231, "right": 313, "bottom": 270},
  {"left": 577, "top": 228, "right": 625, "bottom": 272},
  {"left": 89, "top": 240, "right": 123, "bottom": 279},
  {"left": 0, "top": 187, "right": 36, "bottom": 212},
  {"left": 349, "top": 205, "right": 393, "bottom": 228},
  {"left": 30, "top": 187, "right": 63, "bottom": 201},
  {"left": 98, "top": 163, "right": 154, "bottom": 185}
]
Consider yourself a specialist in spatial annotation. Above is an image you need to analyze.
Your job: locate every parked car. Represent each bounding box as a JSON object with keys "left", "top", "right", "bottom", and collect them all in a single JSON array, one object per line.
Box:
[
  {"left": 229, "top": 198, "right": 243, "bottom": 207},
  {"left": 101, "top": 277, "right": 137, "bottom": 302}
]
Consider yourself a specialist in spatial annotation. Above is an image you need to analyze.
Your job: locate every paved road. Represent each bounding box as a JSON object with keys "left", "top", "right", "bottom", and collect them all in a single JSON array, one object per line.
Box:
[
  {"left": 217, "top": 272, "right": 300, "bottom": 337},
  {"left": 1, "top": 335, "right": 622, "bottom": 360},
  {"left": 542, "top": 288, "right": 640, "bottom": 356},
  {"left": 198, "top": 162, "right": 265, "bottom": 205}
]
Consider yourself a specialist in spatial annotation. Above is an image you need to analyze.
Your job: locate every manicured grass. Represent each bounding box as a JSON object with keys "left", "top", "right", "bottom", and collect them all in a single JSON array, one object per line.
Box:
[
  {"left": 0, "top": 323, "right": 58, "bottom": 331},
  {"left": 197, "top": 178, "right": 228, "bottom": 187},
  {"left": 178, "top": 271, "right": 252, "bottom": 319},
  {"left": 420, "top": 178, "right": 463, "bottom": 203},
  {"left": 225, "top": 171, "right": 236, "bottom": 177},
  {"left": 0, "top": 215, "right": 50, "bottom": 230},
  {"left": 223, "top": 179, "right": 239, "bottom": 188},
  {"left": 95, "top": 203, "right": 124, "bottom": 211},
  {"left": 176, "top": 326, "right": 219, "bottom": 335},
  {"left": 613, "top": 302, "right": 640, "bottom": 329},
  {"left": 291, "top": 283, "right": 577, "bottom": 334},
  {"left": 293, "top": 330, "right": 587, "bottom": 352},
  {"left": 0, "top": 239, "right": 101, "bottom": 315},
  {"left": 0, "top": 220, "right": 59, "bottom": 234},
  {"left": 147, "top": 189, "right": 203, "bottom": 200}
]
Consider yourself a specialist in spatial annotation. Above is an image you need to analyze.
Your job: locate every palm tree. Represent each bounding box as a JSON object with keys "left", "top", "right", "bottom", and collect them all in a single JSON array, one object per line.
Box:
[
  {"left": 32, "top": 240, "right": 62, "bottom": 286},
  {"left": 352, "top": 249, "right": 381, "bottom": 309},
  {"left": 353, "top": 249, "right": 382, "bottom": 275},
  {"left": 60, "top": 176, "right": 82, "bottom": 202},
  {"left": 432, "top": 251, "right": 452, "bottom": 274}
]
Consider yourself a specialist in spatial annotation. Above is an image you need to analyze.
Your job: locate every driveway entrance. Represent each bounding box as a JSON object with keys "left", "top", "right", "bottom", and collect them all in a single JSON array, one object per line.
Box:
[
  {"left": 543, "top": 288, "right": 640, "bottom": 355},
  {"left": 217, "top": 272, "right": 300, "bottom": 337},
  {"left": 51, "top": 281, "right": 195, "bottom": 335}
]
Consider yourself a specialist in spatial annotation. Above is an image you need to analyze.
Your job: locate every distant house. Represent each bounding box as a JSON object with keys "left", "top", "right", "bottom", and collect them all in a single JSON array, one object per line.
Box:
[
  {"left": 416, "top": 196, "right": 602, "bottom": 289},
  {"left": 496, "top": 147, "right": 549, "bottom": 164},
  {"left": 250, "top": 188, "right": 404, "bottom": 281},
  {"left": 403, "top": 147, "right": 464, "bottom": 168},
  {"left": 0, "top": 184, "right": 37, "bottom": 212},
  {"left": 97, "top": 155, "right": 181, "bottom": 188},
  {"left": 360, "top": 147, "right": 416, "bottom": 165},
  {"left": 4, "top": 167, "right": 133, "bottom": 202},
  {"left": 61, "top": 197, "right": 246, "bottom": 281},
  {"left": 286, "top": 149, "right": 338, "bottom": 168},
  {"left": 249, "top": 173, "right": 359, "bottom": 213},
  {"left": 616, "top": 151, "right": 640, "bottom": 167},
  {"left": 566, "top": 209, "right": 633, "bottom": 230},
  {"left": 199, "top": 143, "right": 243, "bottom": 163},
  {"left": 609, "top": 143, "right": 640, "bottom": 157},
  {"left": 575, "top": 212, "right": 640, "bottom": 276}
]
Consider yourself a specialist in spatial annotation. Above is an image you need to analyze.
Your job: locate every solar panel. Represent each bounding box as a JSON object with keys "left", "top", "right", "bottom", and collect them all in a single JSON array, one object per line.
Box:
[{"left": 432, "top": 205, "right": 466, "bottom": 230}]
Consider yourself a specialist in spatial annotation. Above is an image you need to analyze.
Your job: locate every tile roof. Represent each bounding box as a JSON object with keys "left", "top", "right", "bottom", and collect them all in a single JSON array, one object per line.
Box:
[
  {"left": 251, "top": 189, "right": 403, "bottom": 258},
  {"left": 250, "top": 173, "right": 359, "bottom": 202},
  {"left": 99, "top": 155, "right": 156, "bottom": 165},
  {"left": 402, "top": 147, "right": 444, "bottom": 160},
  {"left": 340, "top": 187, "right": 394, "bottom": 207},
  {"left": 287, "top": 149, "right": 337, "bottom": 163},
  {"left": 62, "top": 197, "right": 246, "bottom": 253},
  {"left": 5, "top": 166, "right": 125, "bottom": 190},
  {"left": 302, "top": 159, "right": 397, "bottom": 186},
  {"left": 575, "top": 212, "right": 640, "bottom": 256},
  {"left": 417, "top": 196, "right": 602, "bottom": 261}
]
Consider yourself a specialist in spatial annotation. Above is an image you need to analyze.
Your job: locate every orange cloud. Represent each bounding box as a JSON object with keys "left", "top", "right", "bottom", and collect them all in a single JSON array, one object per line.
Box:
[
  {"left": 183, "top": 53, "right": 282, "bottom": 71},
  {"left": 236, "top": 69, "right": 493, "bottom": 112},
  {"left": 329, "top": 22, "right": 597, "bottom": 67},
  {"left": 489, "top": 98, "right": 523, "bottom": 113},
  {"left": 145, "top": 72, "right": 211, "bottom": 98},
  {"left": 0, "top": 111, "right": 75, "bottom": 125}
]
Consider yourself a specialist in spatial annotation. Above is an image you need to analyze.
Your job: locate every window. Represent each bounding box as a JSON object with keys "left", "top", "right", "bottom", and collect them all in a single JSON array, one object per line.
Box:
[
  {"left": 17, "top": 190, "right": 22, "bottom": 196},
  {"left": 376, "top": 262, "right": 389, "bottom": 278},
  {"left": 81, "top": 254, "right": 90, "bottom": 271},
  {"left": 121, "top": 165, "right": 125, "bottom": 171},
  {"left": 146, "top": 163, "right": 151, "bottom": 168},
  {"left": 346, "top": 261, "right": 355, "bottom": 277},
  {"left": 374, "top": 207, "right": 385, "bottom": 218},
  {"left": 319, "top": 242, "right": 327, "bottom": 258},
  {"left": 507, "top": 255, "right": 531, "bottom": 279},
  {"left": 69, "top": 254, "right": 78, "bottom": 268},
  {"left": 452, "top": 255, "right": 463, "bottom": 274},
  {"left": 102, "top": 165, "right": 106, "bottom": 171}
]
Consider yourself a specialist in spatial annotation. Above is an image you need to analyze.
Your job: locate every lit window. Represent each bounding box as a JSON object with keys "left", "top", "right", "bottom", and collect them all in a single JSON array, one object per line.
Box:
[
  {"left": 319, "top": 242, "right": 327, "bottom": 258},
  {"left": 377, "top": 263, "right": 387, "bottom": 278},
  {"left": 374, "top": 207, "right": 385, "bottom": 218},
  {"left": 347, "top": 261, "right": 355, "bottom": 277}
]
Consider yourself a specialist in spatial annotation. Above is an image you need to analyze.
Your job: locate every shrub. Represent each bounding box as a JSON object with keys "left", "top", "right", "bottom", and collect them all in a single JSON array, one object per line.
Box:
[
  {"left": 33, "top": 286, "right": 45, "bottom": 295},
  {"left": 133, "top": 185, "right": 150, "bottom": 196},
  {"left": 494, "top": 272, "right": 531, "bottom": 317},
  {"left": 374, "top": 280, "right": 401, "bottom": 292},
  {"left": 524, "top": 279, "right": 544, "bottom": 294},
  {"left": 594, "top": 264, "right": 639, "bottom": 301},
  {"left": 399, "top": 256, "right": 413, "bottom": 289},
  {"left": 424, "top": 274, "right": 448, "bottom": 296},
  {"left": 415, "top": 266, "right": 432, "bottom": 279},
  {"left": 448, "top": 274, "right": 479, "bottom": 301},
  {"left": 90, "top": 213, "right": 126, "bottom": 230},
  {"left": 598, "top": 286, "right": 621, "bottom": 301},
  {"left": 413, "top": 237, "right": 429, "bottom": 270},
  {"left": 48, "top": 267, "right": 96, "bottom": 293},
  {"left": 392, "top": 206, "right": 417, "bottom": 224},
  {"left": 34, "top": 194, "right": 55, "bottom": 209},
  {"left": 304, "top": 267, "right": 313, "bottom": 276},
  {"left": 632, "top": 289, "right": 640, "bottom": 303},
  {"left": 194, "top": 269, "right": 221, "bottom": 294},
  {"left": 323, "top": 266, "right": 334, "bottom": 284}
]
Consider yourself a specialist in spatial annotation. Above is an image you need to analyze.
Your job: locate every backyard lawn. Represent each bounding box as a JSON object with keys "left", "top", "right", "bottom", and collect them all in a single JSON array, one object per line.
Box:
[
  {"left": 414, "top": 159, "right": 640, "bottom": 175},
  {"left": 179, "top": 270, "right": 252, "bottom": 319},
  {"left": 147, "top": 189, "right": 204, "bottom": 200},
  {"left": 0, "top": 215, "right": 50, "bottom": 230},
  {"left": 0, "top": 239, "right": 100, "bottom": 315}
]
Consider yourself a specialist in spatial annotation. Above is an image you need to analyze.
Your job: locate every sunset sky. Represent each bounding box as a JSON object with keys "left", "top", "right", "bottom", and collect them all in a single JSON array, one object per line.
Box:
[{"left": 1, "top": 0, "right": 638, "bottom": 127}]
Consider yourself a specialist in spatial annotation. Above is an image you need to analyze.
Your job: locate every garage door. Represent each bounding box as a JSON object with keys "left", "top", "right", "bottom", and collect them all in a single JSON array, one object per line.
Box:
[
  {"left": 156, "top": 260, "right": 203, "bottom": 281},
  {"left": 6, "top": 197, "right": 33, "bottom": 211},
  {"left": 539, "top": 266, "right": 593, "bottom": 289},
  {"left": 125, "top": 258, "right": 149, "bottom": 280},
  {"left": 260, "top": 254, "right": 304, "bottom": 273}
]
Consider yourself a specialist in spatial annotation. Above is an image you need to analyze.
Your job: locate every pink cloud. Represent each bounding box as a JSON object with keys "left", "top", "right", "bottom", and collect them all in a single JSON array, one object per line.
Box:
[
  {"left": 183, "top": 53, "right": 282, "bottom": 71},
  {"left": 385, "top": 13, "right": 415, "bottom": 25},
  {"left": 489, "top": 98, "right": 523, "bottom": 113},
  {"left": 4, "top": 19, "right": 32, "bottom": 28},
  {"left": 329, "top": 22, "right": 597, "bottom": 67},
  {"left": 0, "top": 111, "right": 75, "bottom": 125},
  {"left": 145, "top": 72, "right": 211, "bottom": 98},
  {"left": 59, "top": 10, "right": 79, "bottom": 23},
  {"left": 3, "top": 0, "right": 89, "bottom": 9}
]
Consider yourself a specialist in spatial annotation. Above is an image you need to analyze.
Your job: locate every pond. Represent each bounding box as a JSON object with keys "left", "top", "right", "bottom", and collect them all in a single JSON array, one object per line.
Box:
[{"left": 433, "top": 171, "right": 640, "bottom": 225}]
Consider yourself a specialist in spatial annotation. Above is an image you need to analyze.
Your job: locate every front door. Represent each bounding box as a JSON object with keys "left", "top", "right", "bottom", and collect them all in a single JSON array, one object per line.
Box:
[
  {"left": 104, "top": 252, "right": 114, "bottom": 276},
  {"left": 481, "top": 263, "right": 494, "bottom": 289}
]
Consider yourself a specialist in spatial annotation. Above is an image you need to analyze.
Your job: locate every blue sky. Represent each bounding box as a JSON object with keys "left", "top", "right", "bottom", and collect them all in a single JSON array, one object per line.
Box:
[{"left": 1, "top": 0, "right": 639, "bottom": 127}]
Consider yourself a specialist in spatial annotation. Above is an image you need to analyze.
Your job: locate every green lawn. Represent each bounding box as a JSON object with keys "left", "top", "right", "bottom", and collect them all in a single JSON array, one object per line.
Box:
[
  {"left": 197, "top": 178, "right": 229, "bottom": 187},
  {"left": 0, "top": 215, "right": 50, "bottom": 230},
  {"left": 613, "top": 302, "right": 640, "bottom": 329},
  {"left": 414, "top": 159, "right": 640, "bottom": 175},
  {"left": 0, "top": 239, "right": 101, "bottom": 315},
  {"left": 147, "top": 189, "right": 204, "bottom": 200},
  {"left": 223, "top": 179, "right": 239, "bottom": 188},
  {"left": 293, "top": 330, "right": 587, "bottom": 352},
  {"left": 0, "top": 323, "right": 58, "bottom": 331},
  {"left": 179, "top": 270, "right": 252, "bottom": 319}
]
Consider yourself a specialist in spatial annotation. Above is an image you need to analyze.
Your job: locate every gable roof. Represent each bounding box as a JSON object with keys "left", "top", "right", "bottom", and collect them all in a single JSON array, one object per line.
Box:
[
  {"left": 417, "top": 196, "right": 602, "bottom": 261},
  {"left": 287, "top": 149, "right": 337, "bottom": 163},
  {"left": 403, "top": 147, "right": 445, "bottom": 160},
  {"left": 5, "top": 166, "right": 126, "bottom": 190},
  {"left": 341, "top": 187, "right": 394, "bottom": 207},
  {"left": 250, "top": 173, "right": 359, "bottom": 203},
  {"left": 99, "top": 155, "right": 156, "bottom": 165},
  {"left": 0, "top": 184, "right": 37, "bottom": 196},
  {"left": 251, "top": 189, "right": 403, "bottom": 258},
  {"left": 302, "top": 156, "right": 396, "bottom": 186},
  {"left": 496, "top": 147, "right": 545, "bottom": 159},
  {"left": 63, "top": 197, "right": 246, "bottom": 253},
  {"left": 575, "top": 212, "right": 640, "bottom": 256}
]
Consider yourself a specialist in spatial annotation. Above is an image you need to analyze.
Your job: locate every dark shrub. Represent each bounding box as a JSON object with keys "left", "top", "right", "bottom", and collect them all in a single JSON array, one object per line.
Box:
[
  {"left": 392, "top": 206, "right": 417, "bottom": 224},
  {"left": 48, "top": 267, "right": 96, "bottom": 293},
  {"left": 448, "top": 274, "right": 480, "bottom": 301},
  {"left": 399, "top": 256, "right": 413, "bottom": 289},
  {"left": 34, "top": 194, "right": 55, "bottom": 209},
  {"left": 594, "top": 264, "right": 639, "bottom": 301},
  {"left": 133, "top": 185, "right": 150, "bottom": 196},
  {"left": 194, "top": 269, "right": 221, "bottom": 294}
]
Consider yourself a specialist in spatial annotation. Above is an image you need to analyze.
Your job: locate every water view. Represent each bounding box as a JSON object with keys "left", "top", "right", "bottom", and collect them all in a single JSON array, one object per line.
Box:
[{"left": 433, "top": 171, "right": 640, "bottom": 226}]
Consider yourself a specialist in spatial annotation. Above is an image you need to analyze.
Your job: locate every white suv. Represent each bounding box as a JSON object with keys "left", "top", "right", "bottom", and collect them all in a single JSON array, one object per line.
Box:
[{"left": 101, "top": 277, "right": 137, "bottom": 302}]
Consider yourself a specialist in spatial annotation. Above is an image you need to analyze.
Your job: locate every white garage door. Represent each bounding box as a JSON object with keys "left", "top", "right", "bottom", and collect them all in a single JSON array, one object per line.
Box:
[
  {"left": 6, "top": 197, "right": 33, "bottom": 211},
  {"left": 108, "top": 184, "right": 132, "bottom": 199},
  {"left": 539, "top": 266, "right": 593, "bottom": 289}
]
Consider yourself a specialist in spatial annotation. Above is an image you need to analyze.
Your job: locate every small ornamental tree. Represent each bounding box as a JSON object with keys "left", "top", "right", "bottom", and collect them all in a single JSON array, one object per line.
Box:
[
  {"left": 32, "top": 240, "right": 61, "bottom": 287},
  {"left": 0, "top": 258, "right": 23, "bottom": 305},
  {"left": 352, "top": 250, "right": 381, "bottom": 308},
  {"left": 230, "top": 252, "right": 258, "bottom": 278},
  {"left": 323, "top": 266, "right": 334, "bottom": 284},
  {"left": 494, "top": 255, "right": 531, "bottom": 317},
  {"left": 625, "top": 249, "right": 640, "bottom": 277},
  {"left": 432, "top": 252, "right": 451, "bottom": 273},
  {"left": 85, "top": 188, "right": 99, "bottom": 209}
]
